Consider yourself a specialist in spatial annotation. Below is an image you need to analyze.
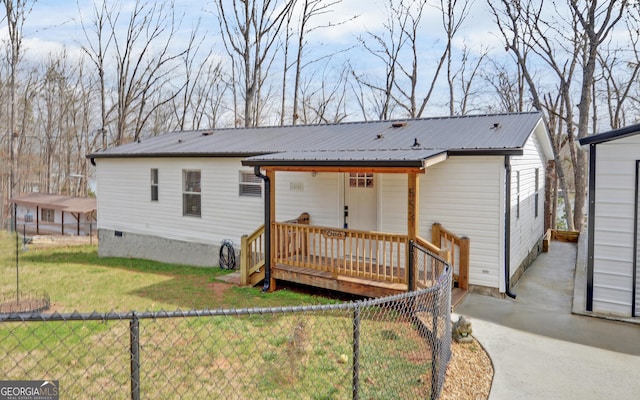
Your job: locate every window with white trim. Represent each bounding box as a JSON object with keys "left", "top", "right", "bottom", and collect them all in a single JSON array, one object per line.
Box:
[
  {"left": 183, "top": 170, "right": 201, "bottom": 217},
  {"left": 150, "top": 168, "right": 159, "bottom": 201},
  {"left": 239, "top": 171, "right": 262, "bottom": 197}
]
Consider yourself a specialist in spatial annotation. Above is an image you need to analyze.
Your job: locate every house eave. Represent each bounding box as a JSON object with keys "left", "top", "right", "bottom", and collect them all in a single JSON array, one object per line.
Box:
[{"left": 447, "top": 149, "right": 523, "bottom": 156}]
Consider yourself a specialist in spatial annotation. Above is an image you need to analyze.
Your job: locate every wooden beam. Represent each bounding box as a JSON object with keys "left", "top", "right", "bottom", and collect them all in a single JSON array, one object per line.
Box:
[
  {"left": 407, "top": 173, "right": 419, "bottom": 241},
  {"left": 262, "top": 166, "right": 424, "bottom": 174},
  {"left": 407, "top": 172, "right": 419, "bottom": 291}
]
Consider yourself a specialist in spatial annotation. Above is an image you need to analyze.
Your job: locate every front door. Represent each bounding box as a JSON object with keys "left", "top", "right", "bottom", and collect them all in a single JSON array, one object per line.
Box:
[{"left": 344, "top": 172, "right": 377, "bottom": 231}]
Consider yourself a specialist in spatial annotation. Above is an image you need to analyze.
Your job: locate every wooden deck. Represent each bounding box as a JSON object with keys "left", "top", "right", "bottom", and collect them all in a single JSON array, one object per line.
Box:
[{"left": 241, "top": 220, "right": 470, "bottom": 299}]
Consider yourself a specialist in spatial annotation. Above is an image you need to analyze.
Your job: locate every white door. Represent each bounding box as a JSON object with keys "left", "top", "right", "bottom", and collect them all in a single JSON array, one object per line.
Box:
[{"left": 344, "top": 172, "right": 377, "bottom": 231}]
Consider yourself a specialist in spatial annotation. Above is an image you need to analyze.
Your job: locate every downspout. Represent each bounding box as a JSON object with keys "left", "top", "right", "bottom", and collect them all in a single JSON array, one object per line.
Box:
[
  {"left": 254, "top": 166, "right": 271, "bottom": 293},
  {"left": 504, "top": 156, "right": 517, "bottom": 299}
]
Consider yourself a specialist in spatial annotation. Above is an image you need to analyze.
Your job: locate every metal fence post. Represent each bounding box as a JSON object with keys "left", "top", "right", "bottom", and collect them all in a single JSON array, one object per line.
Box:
[
  {"left": 130, "top": 313, "right": 140, "bottom": 400},
  {"left": 408, "top": 240, "right": 415, "bottom": 291},
  {"left": 352, "top": 305, "right": 360, "bottom": 400},
  {"left": 430, "top": 283, "right": 440, "bottom": 400}
]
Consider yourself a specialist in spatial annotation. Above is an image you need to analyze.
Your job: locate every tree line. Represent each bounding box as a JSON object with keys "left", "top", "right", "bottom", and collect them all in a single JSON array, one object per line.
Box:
[{"left": 1, "top": 0, "right": 638, "bottom": 232}]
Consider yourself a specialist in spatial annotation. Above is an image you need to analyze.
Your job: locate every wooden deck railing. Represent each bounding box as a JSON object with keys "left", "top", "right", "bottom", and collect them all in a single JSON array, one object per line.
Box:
[
  {"left": 413, "top": 236, "right": 451, "bottom": 289},
  {"left": 240, "top": 218, "right": 468, "bottom": 293},
  {"left": 273, "top": 222, "right": 409, "bottom": 284},
  {"left": 431, "top": 223, "right": 469, "bottom": 290},
  {"left": 240, "top": 224, "right": 265, "bottom": 286}
]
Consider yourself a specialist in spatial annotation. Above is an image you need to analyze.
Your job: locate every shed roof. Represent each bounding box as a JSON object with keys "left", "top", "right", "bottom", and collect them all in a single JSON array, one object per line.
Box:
[
  {"left": 88, "top": 112, "right": 549, "bottom": 166},
  {"left": 11, "top": 193, "right": 97, "bottom": 214},
  {"left": 579, "top": 122, "right": 640, "bottom": 146}
]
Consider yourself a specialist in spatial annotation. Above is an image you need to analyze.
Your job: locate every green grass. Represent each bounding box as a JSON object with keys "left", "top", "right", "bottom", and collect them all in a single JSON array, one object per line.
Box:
[
  {"left": 0, "top": 232, "right": 435, "bottom": 399},
  {"left": 0, "top": 231, "right": 337, "bottom": 312}
]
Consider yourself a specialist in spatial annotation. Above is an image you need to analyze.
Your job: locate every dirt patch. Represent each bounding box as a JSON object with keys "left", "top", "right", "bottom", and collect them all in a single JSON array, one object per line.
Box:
[
  {"left": 440, "top": 337, "right": 493, "bottom": 400},
  {"left": 28, "top": 235, "right": 96, "bottom": 248},
  {"left": 0, "top": 298, "right": 50, "bottom": 314},
  {"left": 206, "top": 281, "right": 233, "bottom": 303}
]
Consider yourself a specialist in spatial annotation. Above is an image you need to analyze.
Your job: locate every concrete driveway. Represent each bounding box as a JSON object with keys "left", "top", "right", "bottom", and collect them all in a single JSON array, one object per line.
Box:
[{"left": 455, "top": 240, "right": 640, "bottom": 400}]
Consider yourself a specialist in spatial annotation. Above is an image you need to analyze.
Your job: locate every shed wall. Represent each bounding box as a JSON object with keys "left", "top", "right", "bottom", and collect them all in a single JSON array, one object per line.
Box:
[{"left": 592, "top": 134, "right": 640, "bottom": 316}]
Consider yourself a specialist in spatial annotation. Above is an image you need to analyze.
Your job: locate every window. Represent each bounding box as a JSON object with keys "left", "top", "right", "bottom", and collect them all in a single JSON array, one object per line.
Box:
[
  {"left": 150, "top": 168, "right": 159, "bottom": 201},
  {"left": 349, "top": 173, "right": 374, "bottom": 188},
  {"left": 183, "top": 170, "right": 201, "bottom": 217},
  {"left": 239, "top": 171, "right": 262, "bottom": 197},
  {"left": 516, "top": 171, "right": 520, "bottom": 219},
  {"left": 534, "top": 168, "right": 540, "bottom": 218},
  {"left": 41, "top": 208, "right": 55, "bottom": 223}
]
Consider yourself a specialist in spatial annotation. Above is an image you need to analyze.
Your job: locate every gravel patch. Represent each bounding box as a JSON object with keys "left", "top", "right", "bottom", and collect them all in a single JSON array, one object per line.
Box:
[{"left": 440, "top": 337, "right": 493, "bottom": 400}]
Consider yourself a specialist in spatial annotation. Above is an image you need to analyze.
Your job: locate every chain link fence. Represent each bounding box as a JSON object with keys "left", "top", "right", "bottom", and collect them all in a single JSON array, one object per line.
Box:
[{"left": 1, "top": 245, "right": 451, "bottom": 399}]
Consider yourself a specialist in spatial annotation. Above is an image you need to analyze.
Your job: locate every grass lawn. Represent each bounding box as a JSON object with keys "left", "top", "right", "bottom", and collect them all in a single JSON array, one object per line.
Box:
[
  {"left": 0, "top": 232, "right": 435, "bottom": 399},
  {"left": 0, "top": 231, "right": 338, "bottom": 312}
]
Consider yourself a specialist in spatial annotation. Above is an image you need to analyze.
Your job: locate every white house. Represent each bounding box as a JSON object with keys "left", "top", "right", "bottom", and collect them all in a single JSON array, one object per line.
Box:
[
  {"left": 88, "top": 112, "right": 553, "bottom": 296},
  {"left": 579, "top": 124, "right": 640, "bottom": 318}
]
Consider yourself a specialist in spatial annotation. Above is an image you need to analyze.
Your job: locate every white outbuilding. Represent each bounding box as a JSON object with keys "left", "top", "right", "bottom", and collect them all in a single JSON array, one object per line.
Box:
[{"left": 580, "top": 124, "right": 640, "bottom": 318}]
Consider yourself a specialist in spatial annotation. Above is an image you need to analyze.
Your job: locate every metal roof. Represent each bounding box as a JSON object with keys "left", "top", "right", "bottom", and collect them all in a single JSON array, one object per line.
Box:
[
  {"left": 88, "top": 112, "right": 544, "bottom": 166},
  {"left": 579, "top": 122, "right": 640, "bottom": 146},
  {"left": 11, "top": 193, "right": 97, "bottom": 214}
]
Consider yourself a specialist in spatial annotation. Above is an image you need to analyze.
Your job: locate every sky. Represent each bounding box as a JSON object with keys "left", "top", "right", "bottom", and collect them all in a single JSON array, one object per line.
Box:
[{"left": 5, "top": 0, "right": 503, "bottom": 66}]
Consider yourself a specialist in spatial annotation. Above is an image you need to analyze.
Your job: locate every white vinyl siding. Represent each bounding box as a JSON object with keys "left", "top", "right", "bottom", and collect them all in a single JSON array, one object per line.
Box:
[
  {"left": 274, "top": 172, "right": 342, "bottom": 228},
  {"left": 591, "top": 134, "right": 640, "bottom": 316},
  {"left": 419, "top": 156, "right": 504, "bottom": 289},
  {"left": 509, "top": 133, "right": 547, "bottom": 278},
  {"left": 97, "top": 158, "right": 264, "bottom": 247}
]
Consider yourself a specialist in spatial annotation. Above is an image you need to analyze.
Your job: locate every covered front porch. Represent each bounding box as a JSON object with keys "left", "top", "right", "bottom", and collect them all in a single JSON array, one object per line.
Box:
[{"left": 239, "top": 162, "right": 469, "bottom": 300}]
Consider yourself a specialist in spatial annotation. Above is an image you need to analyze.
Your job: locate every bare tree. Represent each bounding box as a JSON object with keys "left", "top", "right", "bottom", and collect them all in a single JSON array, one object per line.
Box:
[
  {"left": 489, "top": 0, "right": 631, "bottom": 231},
  {"left": 298, "top": 64, "right": 349, "bottom": 124},
  {"left": 215, "top": 0, "right": 296, "bottom": 127},
  {"left": 81, "top": 0, "right": 187, "bottom": 146},
  {"left": 1, "top": 0, "right": 35, "bottom": 227}
]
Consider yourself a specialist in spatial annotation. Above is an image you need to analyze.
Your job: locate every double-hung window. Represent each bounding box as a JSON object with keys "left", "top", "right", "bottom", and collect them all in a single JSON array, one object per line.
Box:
[{"left": 183, "top": 170, "right": 201, "bottom": 217}]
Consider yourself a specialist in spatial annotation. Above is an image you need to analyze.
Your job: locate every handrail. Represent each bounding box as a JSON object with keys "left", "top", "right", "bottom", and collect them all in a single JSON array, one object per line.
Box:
[
  {"left": 273, "top": 222, "right": 409, "bottom": 284},
  {"left": 240, "top": 213, "right": 311, "bottom": 287},
  {"left": 240, "top": 224, "right": 265, "bottom": 286},
  {"left": 431, "top": 223, "right": 469, "bottom": 290}
]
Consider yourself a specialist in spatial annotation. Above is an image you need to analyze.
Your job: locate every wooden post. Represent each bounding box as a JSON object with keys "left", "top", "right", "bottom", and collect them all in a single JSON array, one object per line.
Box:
[
  {"left": 432, "top": 222, "right": 442, "bottom": 248},
  {"left": 459, "top": 237, "right": 470, "bottom": 290},
  {"left": 267, "top": 169, "right": 277, "bottom": 292},
  {"left": 240, "top": 234, "right": 248, "bottom": 286},
  {"left": 407, "top": 173, "right": 419, "bottom": 290},
  {"left": 544, "top": 160, "right": 555, "bottom": 232}
]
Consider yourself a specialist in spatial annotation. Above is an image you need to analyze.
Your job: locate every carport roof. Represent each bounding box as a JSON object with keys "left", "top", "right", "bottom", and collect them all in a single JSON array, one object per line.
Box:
[{"left": 11, "top": 193, "right": 96, "bottom": 214}]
